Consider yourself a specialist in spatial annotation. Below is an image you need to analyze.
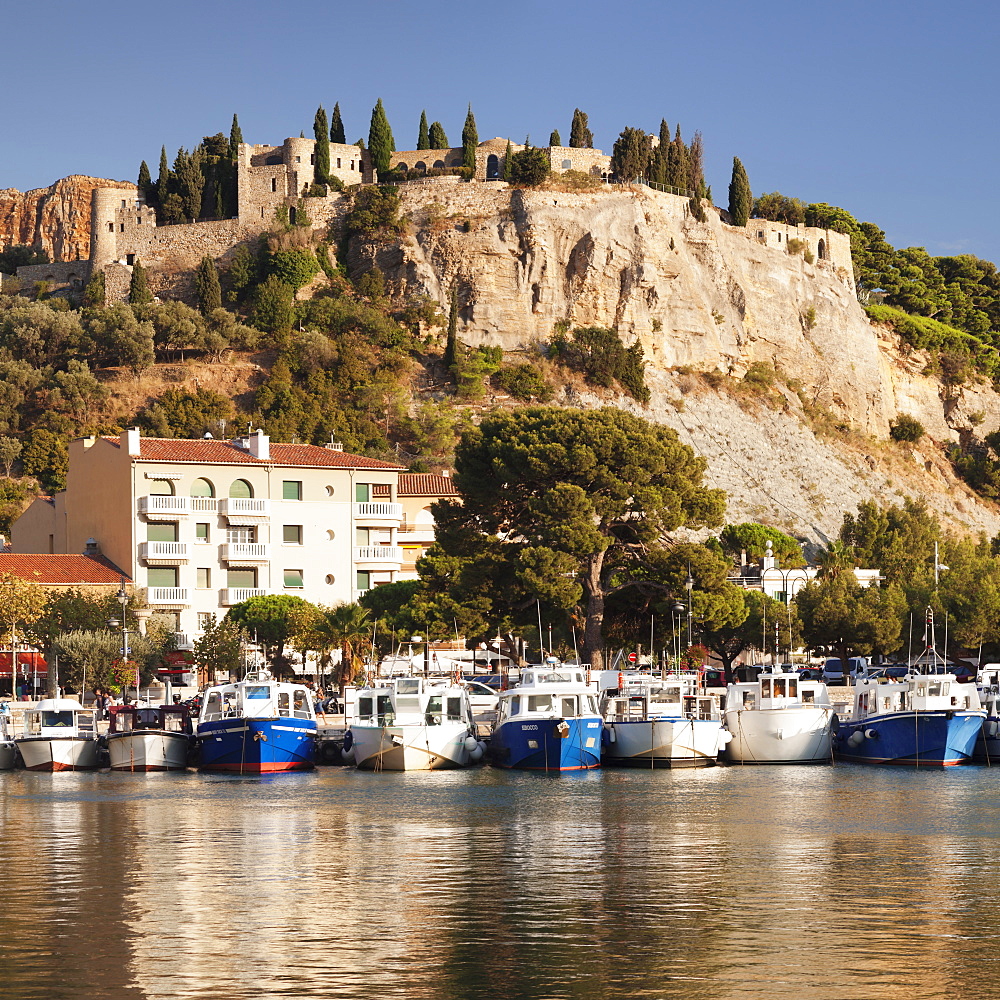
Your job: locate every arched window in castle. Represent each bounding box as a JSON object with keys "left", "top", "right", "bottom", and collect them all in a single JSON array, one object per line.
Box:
[
  {"left": 433, "top": 160, "right": 445, "bottom": 169},
  {"left": 271, "top": 178, "right": 277, "bottom": 192},
  {"left": 229, "top": 479, "right": 253, "bottom": 499},
  {"left": 817, "top": 239, "right": 827, "bottom": 261},
  {"left": 415, "top": 161, "right": 427, "bottom": 173},
  {"left": 486, "top": 154, "right": 500, "bottom": 179},
  {"left": 396, "top": 162, "right": 407, "bottom": 172},
  {"left": 561, "top": 159, "right": 572, "bottom": 170},
  {"left": 288, "top": 206, "right": 296, "bottom": 225}
]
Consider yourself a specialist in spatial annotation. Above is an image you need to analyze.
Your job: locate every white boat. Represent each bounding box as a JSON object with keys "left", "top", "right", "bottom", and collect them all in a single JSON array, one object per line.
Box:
[
  {"left": 345, "top": 676, "right": 486, "bottom": 770},
  {"left": 107, "top": 704, "right": 193, "bottom": 771},
  {"left": 603, "top": 673, "right": 731, "bottom": 767},
  {"left": 976, "top": 664, "right": 1000, "bottom": 763},
  {"left": 0, "top": 702, "right": 16, "bottom": 769},
  {"left": 723, "top": 665, "right": 834, "bottom": 764},
  {"left": 15, "top": 698, "right": 99, "bottom": 771}
]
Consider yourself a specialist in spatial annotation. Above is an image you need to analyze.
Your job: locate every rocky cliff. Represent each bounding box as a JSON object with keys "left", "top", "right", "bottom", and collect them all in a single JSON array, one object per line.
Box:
[{"left": 0, "top": 175, "right": 134, "bottom": 264}]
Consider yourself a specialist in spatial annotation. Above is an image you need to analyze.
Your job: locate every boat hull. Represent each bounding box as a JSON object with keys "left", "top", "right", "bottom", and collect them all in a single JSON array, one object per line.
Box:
[
  {"left": 723, "top": 706, "right": 833, "bottom": 764},
  {"left": 834, "top": 710, "right": 983, "bottom": 766},
  {"left": 15, "top": 737, "right": 99, "bottom": 772},
  {"left": 198, "top": 717, "right": 316, "bottom": 773},
  {"left": 604, "top": 718, "right": 725, "bottom": 768},
  {"left": 351, "top": 723, "right": 481, "bottom": 771},
  {"left": 107, "top": 731, "right": 191, "bottom": 771},
  {"left": 489, "top": 717, "right": 603, "bottom": 771}
]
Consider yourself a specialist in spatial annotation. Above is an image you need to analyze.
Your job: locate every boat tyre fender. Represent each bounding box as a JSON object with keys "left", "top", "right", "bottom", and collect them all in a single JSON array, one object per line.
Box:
[{"left": 342, "top": 729, "right": 354, "bottom": 752}]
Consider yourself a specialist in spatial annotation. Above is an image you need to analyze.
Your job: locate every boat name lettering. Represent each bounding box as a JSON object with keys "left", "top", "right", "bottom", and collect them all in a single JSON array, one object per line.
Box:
[{"left": 521, "top": 725, "right": 539, "bottom": 731}]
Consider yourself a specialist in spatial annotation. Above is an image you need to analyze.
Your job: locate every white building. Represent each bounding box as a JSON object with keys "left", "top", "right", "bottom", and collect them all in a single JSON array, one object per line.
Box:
[{"left": 11, "top": 428, "right": 408, "bottom": 648}]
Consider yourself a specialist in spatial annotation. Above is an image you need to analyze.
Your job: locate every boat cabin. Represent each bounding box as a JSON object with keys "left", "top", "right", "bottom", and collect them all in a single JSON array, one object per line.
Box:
[
  {"left": 726, "top": 669, "right": 830, "bottom": 712},
  {"left": 109, "top": 704, "right": 192, "bottom": 735},
  {"left": 604, "top": 674, "right": 720, "bottom": 723},
  {"left": 21, "top": 698, "right": 95, "bottom": 738},
  {"left": 352, "top": 677, "right": 473, "bottom": 727},
  {"left": 852, "top": 675, "right": 981, "bottom": 718},
  {"left": 200, "top": 676, "right": 314, "bottom": 723}
]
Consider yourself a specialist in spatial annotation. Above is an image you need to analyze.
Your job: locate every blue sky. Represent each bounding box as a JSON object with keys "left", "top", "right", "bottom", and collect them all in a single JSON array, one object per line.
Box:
[{"left": 5, "top": 0, "right": 997, "bottom": 262}]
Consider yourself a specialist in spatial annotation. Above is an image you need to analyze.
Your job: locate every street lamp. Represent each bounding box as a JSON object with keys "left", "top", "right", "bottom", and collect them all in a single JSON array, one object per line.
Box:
[
  {"left": 671, "top": 601, "right": 686, "bottom": 667},
  {"left": 773, "top": 567, "right": 811, "bottom": 664},
  {"left": 685, "top": 568, "right": 694, "bottom": 648},
  {"left": 107, "top": 576, "right": 132, "bottom": 702}
]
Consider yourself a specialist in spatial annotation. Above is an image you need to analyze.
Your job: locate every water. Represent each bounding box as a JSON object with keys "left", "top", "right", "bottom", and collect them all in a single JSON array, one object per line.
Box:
[{"left": 3, "top": 764, "right": 1000, "bottom": 1000}]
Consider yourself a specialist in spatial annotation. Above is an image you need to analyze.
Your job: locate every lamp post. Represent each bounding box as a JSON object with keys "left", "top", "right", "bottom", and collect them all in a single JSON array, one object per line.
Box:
[
  {"left": 107, "top": 576, "right": 132, "bottom": 702},
  {"left": 671, "top": 601, "right": 685, "bottom": 667},
  {"left": 685, "top": 569, "right": 694, "bottom": 648},
  {"left": 772, "top": 567, "right": 811, "bottom": 664}
]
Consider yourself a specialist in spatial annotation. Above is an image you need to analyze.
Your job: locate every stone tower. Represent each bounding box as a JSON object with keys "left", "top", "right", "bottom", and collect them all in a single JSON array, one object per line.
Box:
[{"left": 88, "top": 186, "right": 137, "bottom": 275}]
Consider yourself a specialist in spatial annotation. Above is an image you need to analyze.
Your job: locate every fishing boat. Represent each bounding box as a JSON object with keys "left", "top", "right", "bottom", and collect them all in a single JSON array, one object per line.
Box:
[
  {"left": 344, "top": 675, "right": 486, "bottom": 770},
  {"left": 106, "top": 704, "right": 193, "bottom": 771},
  {"left": 489, "top": 665, "right": 603, "bottom": 771},
  {"left": 0, "top": 702, "right": 17, "bottom": 769},
  {"left": 723, "top": 665, "right": 834, "bottom": 764},
  {"left": 833, "top": 671, "right": 984, "bottom": 766},
  {"left": 975, "top": 664, "right": 1000, "bottom": 763},
  {"left": 14, "top": 698, "right": 100, "bottom": 771},
  {"left": 602, "top": 673, "right": 731, "bottom": 767},
  {"left": 197, "top": 669, "right": 316, "bottom": 773}
]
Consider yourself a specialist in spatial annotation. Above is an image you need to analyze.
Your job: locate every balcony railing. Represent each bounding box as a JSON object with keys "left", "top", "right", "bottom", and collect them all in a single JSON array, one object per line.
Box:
[
  {"left": 139, "top": 495, "right": 190, "bottom": 517},
  {"left": 220, "top": 543, "right": 270, "bottom": 563},
  {"left": 355, "top": 501, "right": 403, "bottom": 521},
  {"left": 173, "top": 633, "right": 194, "bottom": 650},
  {"left": 139, "top": 541, "right": 189, "bottom": 563},
  {"left": 219, "top": 498, "right": 270, "bottom": 521},
  {"left": 190, "top": 497, "right": 218, "bottom": 512},
  {"left": 354, "top": 545, "right": 404, "bottom": 563},
  {"left": 220, "top": 587, "right": 267, "bottom": 606},
  {"left": 147, "top": 587, "right": 190, "bottom": 605}
]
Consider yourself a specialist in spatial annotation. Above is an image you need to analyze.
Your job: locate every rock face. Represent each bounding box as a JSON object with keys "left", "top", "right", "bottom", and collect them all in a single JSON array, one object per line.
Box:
[
  {"left": 362, "top": 184, "right": 893, "bottom": 435},
  {"left": 0, "top": 176, "right": 134, "bottom": 264}
]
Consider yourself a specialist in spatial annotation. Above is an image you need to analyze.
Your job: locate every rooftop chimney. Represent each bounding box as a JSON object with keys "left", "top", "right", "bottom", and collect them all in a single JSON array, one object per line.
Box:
[
  {"left": 441, "top": 468, "right": 451, "bottom": 478},
  {"left": 122, "top": 427, "right": 141, "bottom": 456},
  {"left": 248, "top": 428, "right": 270, "bottom": 461},
  {"left": 84, "top": 538, "right": 100, "bottom": 555}
]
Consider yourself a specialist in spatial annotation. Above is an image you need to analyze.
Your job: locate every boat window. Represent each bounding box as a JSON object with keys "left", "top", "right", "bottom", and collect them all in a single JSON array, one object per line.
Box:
[
  {"left": 743, "top": 692, "right": 756, "bottom": 709},
  {"left": 376, "top": 694, "right": 393, "bottom": 721},
  {"left": 773, "top": 679, "right": 786, "bottom": 698},
  {"left": 396, "top": 678, "right": 420, "bottom": 695},
  {"left": 425, "top": 695, "right": 443, "bottom": 724},
  {"left": 205, "top": 691, "right": 223, "bottom": 719},
  {"left": 697, "top": 698, "right": 713, "bottom": 720},
  {"left": 358, "top": 696, "right": 373, "bottom": 719},
  {"left": 278, "top": 692, "right": 290, "bottom": 716},
  {"left": 802, "top": 690, "right": 815, "bottom": 704},
  {"left": 527, "top": 695, "right": 552, "bottom": 712},
  {"left": 587, "top": 696, "right": 599, "bottom": 714},
  {"left": 245, "top": 685, "right": 270, "bottom": 700},
  {"left": 510, "top": 696, "right": 520, "bottom": 715},
  {"left": 664, "top": 686, "right": 681, "bottom": 702},
  {"left": 883, "top": 697, "right": 892, "bottom": 711},
  {"left": 560, "top": 696, "right": 577, "bottom": 717},
  {"left": 788, "top": 678, "right": 797, "bottom": 697},
  {"left": 761, "top": 679, "right": 772, "bottom": 697},
  {"left": 447, "top": 697, "right": 463, "bottom": 720},
  {"left": 41, "top": 711, "right": 74, "bottom": 728},
  {"left": 293, "top": 690, "right": 310, "bottom": 718}
]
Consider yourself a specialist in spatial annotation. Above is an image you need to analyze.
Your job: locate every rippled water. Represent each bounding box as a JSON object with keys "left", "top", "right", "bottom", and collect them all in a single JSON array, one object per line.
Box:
[{"left": 3, "top": 763, "right": 1000, "bottom": 999}]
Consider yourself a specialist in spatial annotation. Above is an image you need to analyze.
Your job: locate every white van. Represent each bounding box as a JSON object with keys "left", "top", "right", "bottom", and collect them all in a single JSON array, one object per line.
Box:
[{"left": 822, "top": 657, "right": 868, "bottom": 685}]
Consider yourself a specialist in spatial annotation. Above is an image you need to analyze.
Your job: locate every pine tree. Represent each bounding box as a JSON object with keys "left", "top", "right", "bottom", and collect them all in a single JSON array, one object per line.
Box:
[
  {"left": 137, "top": 160, "right": 154, "bottom": 207},
  {"left": 129, "top": 261, "right": 153, "bottom": 305},
  {"left": 444, "top": 285, "right": 459, "bottom": 368},
  {"left": 502, "top": 139, "right": 513, "bottom": 182},
  {"left": 569, "top": 109, "right": 594, "bottom": 148},
  {"left": 368, "top": 99, "right": 395, "bottom": 175},
  {"left": 728, "top": 157, "right": 752, "bottom": 227},
  {"left": 330, "top": 103, "right": 346, "bottom": 144},
  {"left": 462, "top": 105, "right": 478, "bottom": 172},
  {"left": 313, "top": 105, "right": 330, "bottom": 187},
  {"left": 417, "top": 111, "right": 430, "bottom": 150},
  {"left": 428, "top": 122, "right": 448, "bottom": 148},
  {"left": 549, "top": 130, "right": 561, "bottom": 147},
  {"left": 195, "top": 256, "right": 223, "bottom": 315}
]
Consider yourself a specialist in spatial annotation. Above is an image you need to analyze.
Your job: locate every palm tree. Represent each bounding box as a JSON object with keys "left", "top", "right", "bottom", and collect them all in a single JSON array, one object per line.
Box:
[{"left": 289, "top": 603, "right": 372, "bottom": 693}]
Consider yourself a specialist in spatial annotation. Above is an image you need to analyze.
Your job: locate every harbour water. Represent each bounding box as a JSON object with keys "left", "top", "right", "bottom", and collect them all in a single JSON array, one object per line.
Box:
[{"left": 4, "top": 764, "right": 1000, "bottom": 999}]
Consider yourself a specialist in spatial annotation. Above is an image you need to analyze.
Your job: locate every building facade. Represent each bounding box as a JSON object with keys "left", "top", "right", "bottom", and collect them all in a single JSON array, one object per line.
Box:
[{"left": 12, "top": 429, "right": 407, "bottom": 649}]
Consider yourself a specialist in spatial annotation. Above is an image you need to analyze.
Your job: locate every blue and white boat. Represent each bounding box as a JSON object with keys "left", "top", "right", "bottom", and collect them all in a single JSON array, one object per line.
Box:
[
  {"left": 488, "top": 665, "right": 602, "bottom": 771},
  {"left": 197, "top": 669, "right": 316, "bottom": 773}
]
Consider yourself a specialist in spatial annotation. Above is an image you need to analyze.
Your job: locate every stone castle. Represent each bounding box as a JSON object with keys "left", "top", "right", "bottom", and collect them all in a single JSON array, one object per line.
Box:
[{"left": 12, "top": 133, "right": 853, "bottom": 302}]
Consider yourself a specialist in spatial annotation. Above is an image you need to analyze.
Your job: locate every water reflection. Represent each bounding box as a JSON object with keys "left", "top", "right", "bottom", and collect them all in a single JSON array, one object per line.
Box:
[{"left": 3, "top": 766, "right": 1000, "bottom": 999}]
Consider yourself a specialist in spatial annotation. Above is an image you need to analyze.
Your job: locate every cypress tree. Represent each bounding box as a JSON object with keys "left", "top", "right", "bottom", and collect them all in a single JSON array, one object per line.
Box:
[
  {"left": 728, "top": 157, "right": 752, "bottom": 227},
  {"left": 502, "top": 139, "right": 513, "bottom": 181},
  {"left": 462, "top": 105, "right": 478, "bottom": 172},
  {"left": 368, "top": 99, "right": 395, "bottom": 175},
  {"left": 688, "top": 131, "right": 705, "bottom": 196},
  {"left": 156, "top": 146, "right": 171, "bottom": 220},
  {"left": 569, "top": 109, "right": 593, "bottom": 148},
  {"left": 313, "top": 105, "right": 330, "bottom": 186},
  {"left": 229, "top": 114, "right": 243, "bottom": 157},
  {"left": 417, "top": 111, "right": 430, "bottom": 150},
  {"left": 549, "top": 130, "right": 561, "bottom": 147},
  {"left": 137, "top": 160, "right": 154, "bottom": 207},
  {"left": 444, "top": 285, "right": 459, "bottom": 368},
  {"left": 428, "top": 121, "right": 448, "bottom": 149},
  {"left": 195, "top": 256, "right": 223, "bottom": 315},
  {"left": 330, "top": 102, "right": 346, "bottom": 144},
  {"left": 128, "top": 261, "right": 153, "bottom": 305}
]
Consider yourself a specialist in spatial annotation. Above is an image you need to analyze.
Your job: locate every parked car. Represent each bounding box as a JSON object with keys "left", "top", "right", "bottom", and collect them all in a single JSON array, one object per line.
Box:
[
  {"left": 463, "top": 680, "right": 501, "bottom": 713},
  {"left": 822, "top": 657, "right": 868, "bottom": 685},
  {"left": 797, "top": 667, "right": 823, "bottom": 681}
]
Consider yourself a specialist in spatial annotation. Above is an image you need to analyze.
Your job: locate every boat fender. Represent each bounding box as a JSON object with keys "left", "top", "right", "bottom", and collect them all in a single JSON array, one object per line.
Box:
[
  {"left": 848, "top": 731, "right": 864, "bottom": 747},
  {"left": 606, "top": 727, "right": 617, "bottom": 744},
  {"left": 988, "top": 721, "right": 998, "bottom": 738},
  {"left": 468, "top": 741, "right": 485, "bottom": 762},
  {"left": 831, "top": 714, "right": 840, "bottom": 733},
  {"left": 342, "top": 729, "right": 354, "bottom": 752},
  {"left": 464, "top": 735, "right": 480, "bottom": 752},
  {"left": 864, "top": 729, "right": 879, "bottom": 740},
  {"left": 617, "top": 672, "right": 624, "bottom": 692},
  {"left": 341, "top": 745, "right": 356, "bottom": 763},
  {"left": 719, "top": 730, "right": 733, "bottom": 744}
]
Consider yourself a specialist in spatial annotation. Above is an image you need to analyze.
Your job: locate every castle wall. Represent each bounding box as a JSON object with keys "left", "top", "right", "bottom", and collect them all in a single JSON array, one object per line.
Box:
[
  {"left": 548, "top": 146, "right": 611, "bottom": 177},
  {"left": 743, "top": 219, "right": 854, "bottom": 284},
  {"left": 14, "top": 261, "right": 88, "bottom": 292}
]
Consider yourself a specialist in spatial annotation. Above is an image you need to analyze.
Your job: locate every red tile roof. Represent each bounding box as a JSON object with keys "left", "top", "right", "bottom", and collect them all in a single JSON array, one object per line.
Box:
[
  {"left": 105, "top": 437, "right": 404, "bottom": 471},
  {"left": 398, "top": 473, "right": 459, "bottom": 496},
  {"left": 0, "top": 554, "right": 129, "bottom": 585}
]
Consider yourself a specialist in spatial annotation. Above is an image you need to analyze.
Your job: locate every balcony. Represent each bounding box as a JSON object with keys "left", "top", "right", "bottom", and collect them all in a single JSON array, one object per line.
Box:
[
  {"left": 219, "top": 498, "right": 270, "bottom": 524},
  {"left": 139, "top": 541, "right": 189, "bottom": 564},
  {"left": 220, "top": 542, "right": 270, "bottom": 564},
  {"left": 354, "top": 545, "right": 404, "bottom": 567},
  {"left": 355, "top": 501, "right": 402, "bottom": 522},
  {"left": 146, "top": 587, "right": 190, "bottom": 606},
  {"left": 220, "top": 587, "right": 267, "bottom": 606},
  {"left": 138, "top": 495, "right": 190, "bottom": 518},
  {"left": 190, "top": 497, "right": 218, "bottom": 513},
  {"left": 173, "top": 633, "right": 194, "bottom": 651}
]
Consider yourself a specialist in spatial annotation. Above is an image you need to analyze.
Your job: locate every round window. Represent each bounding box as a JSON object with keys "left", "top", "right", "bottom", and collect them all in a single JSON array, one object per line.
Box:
[
  {"left": 325, "top": 574, "right": 335, "bottom": 585},
  {"left": 325, "top": 485, "right": 335, "bottom": 496},
  {"left": 326, "top": 530, "right": 336, "bottom": 540}
]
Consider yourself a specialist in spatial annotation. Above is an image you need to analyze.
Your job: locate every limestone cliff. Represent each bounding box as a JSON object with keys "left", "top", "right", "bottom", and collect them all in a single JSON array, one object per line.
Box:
[{"left": 0, "top": 175, "right": 134, "bottom": 264}]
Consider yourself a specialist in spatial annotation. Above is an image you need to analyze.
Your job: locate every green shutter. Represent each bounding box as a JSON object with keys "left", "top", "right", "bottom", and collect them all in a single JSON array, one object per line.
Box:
[{"left": 282, "top": 480, "right": 302, "bottom": 500}]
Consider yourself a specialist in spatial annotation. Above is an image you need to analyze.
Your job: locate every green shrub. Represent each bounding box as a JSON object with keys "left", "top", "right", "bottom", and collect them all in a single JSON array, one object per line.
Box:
[
  {"left": 344, "top": 186, "right": 405, "bottom": 241},
  {"left": 549, "top": 326, "right": 649, "bottom": 404},
  {"left": 742, "top": 362, "right": 777, "bottom": 392},
  {"left": 492, "top": 362, "right": 553, "bottom": 402},
  {"left": 889, "top": 414, "right": 925, "bottom": 442}
]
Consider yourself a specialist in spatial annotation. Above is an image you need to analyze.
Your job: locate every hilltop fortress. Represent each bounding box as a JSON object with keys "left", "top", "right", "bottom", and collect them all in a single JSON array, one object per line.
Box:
[{"left": 11, "top": 132, "right": 853, "bottom": 306}]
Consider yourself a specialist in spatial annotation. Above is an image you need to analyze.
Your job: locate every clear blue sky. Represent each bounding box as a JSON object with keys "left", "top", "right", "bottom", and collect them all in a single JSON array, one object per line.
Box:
[{"left": 4, "top": 0, "right": 997, "bottom": 262}]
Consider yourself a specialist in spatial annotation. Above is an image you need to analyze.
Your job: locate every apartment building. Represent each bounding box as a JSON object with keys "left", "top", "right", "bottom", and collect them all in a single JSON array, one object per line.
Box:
[
  {"left": 11, "top": 428, "right": 408, "bottom": 648},
  {"left": 396, "top": 473, "right": 458, "bottom": 578}
]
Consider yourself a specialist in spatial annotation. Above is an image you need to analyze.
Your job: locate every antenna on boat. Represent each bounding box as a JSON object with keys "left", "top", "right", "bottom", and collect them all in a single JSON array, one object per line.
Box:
[{"left": 536, "top": 600, "right": 544, "bottom": 663}]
